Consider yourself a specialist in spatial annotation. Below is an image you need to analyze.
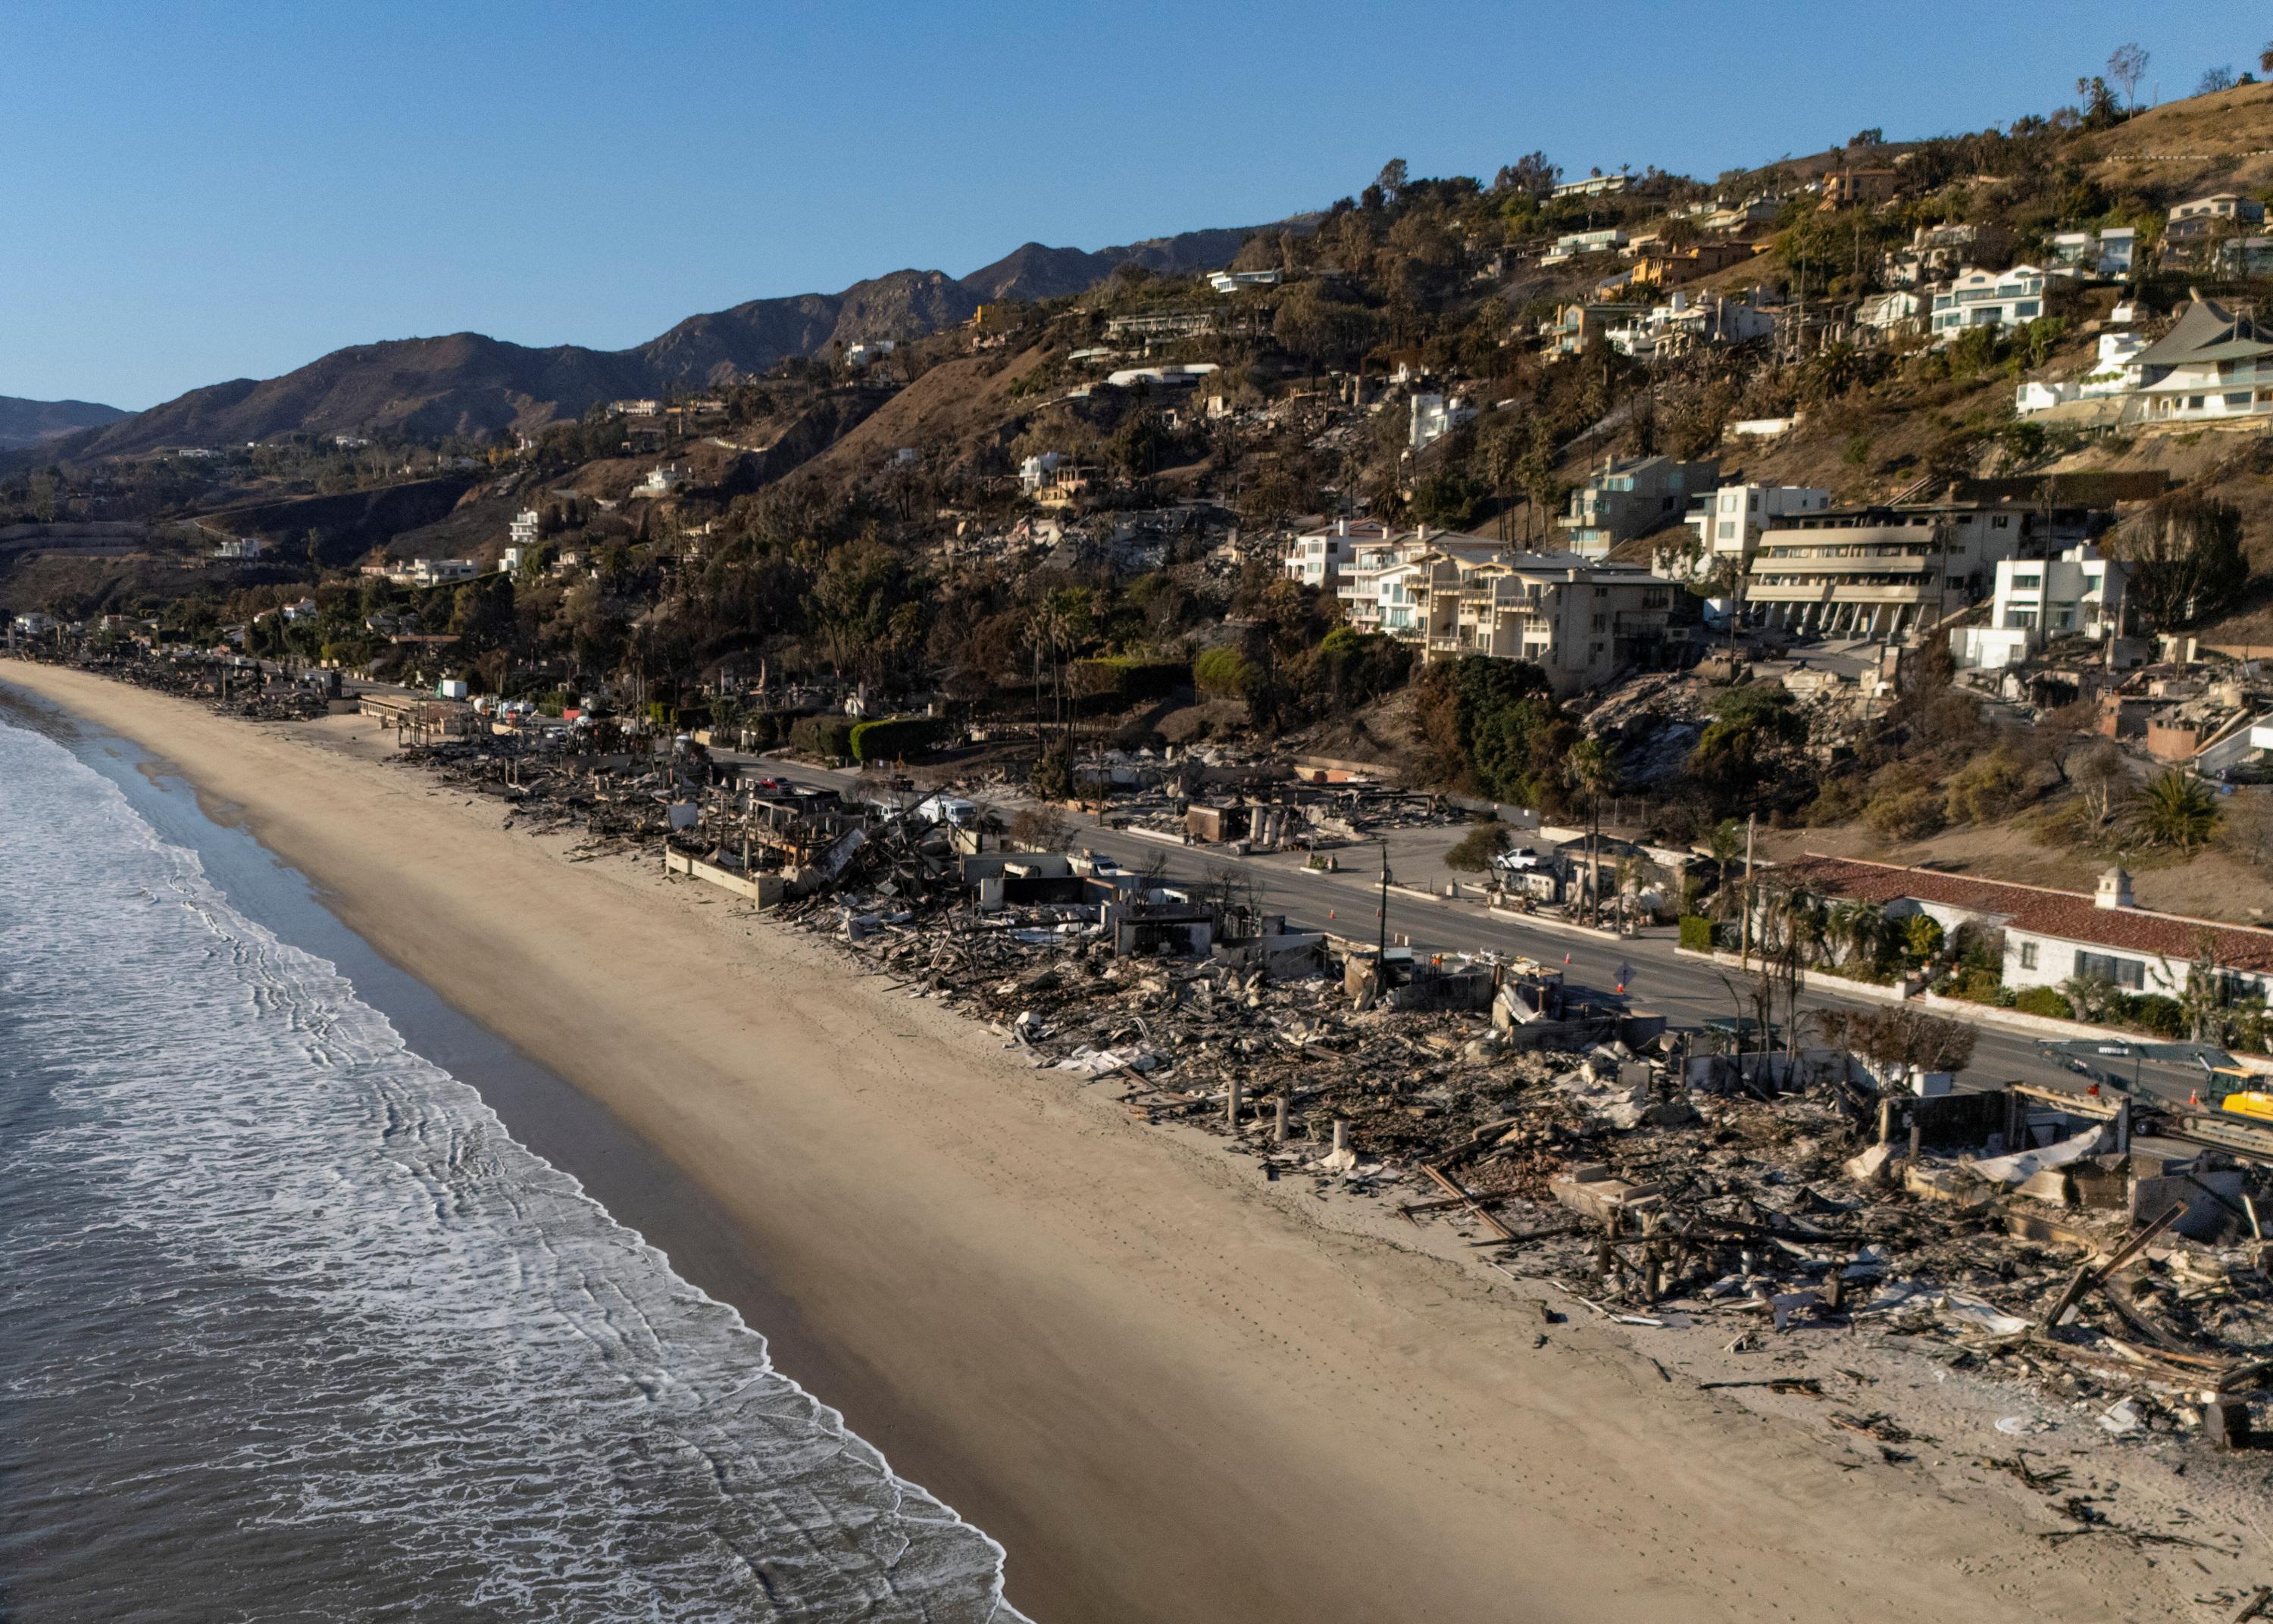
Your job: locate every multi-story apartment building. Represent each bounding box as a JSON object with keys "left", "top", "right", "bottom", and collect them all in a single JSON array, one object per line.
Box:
[
  {"left": 1556, "top": 454, "right": 1719, "bottom": 558},
  {"left": 1670, "top": 483, "right": 1832, "bottom": 577},
  {"left": 1745, "top": 500, "right": 2106, "bottom": 641},
  {"left": 1402, "top": 548, "right": 1681, "bottom": 695}
]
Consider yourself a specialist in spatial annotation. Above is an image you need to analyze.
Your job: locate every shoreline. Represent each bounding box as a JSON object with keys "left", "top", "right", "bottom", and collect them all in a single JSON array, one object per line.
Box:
[
  {"left": 4, "top": 661, "right": 2237, "bottom": 1624},
  {"left": 0, "top": 684, "right": 855, "bottom": 1485}
]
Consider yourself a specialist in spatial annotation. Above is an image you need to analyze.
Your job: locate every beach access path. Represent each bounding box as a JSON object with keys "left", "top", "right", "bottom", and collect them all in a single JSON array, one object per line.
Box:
[{"left": 2, "top": 662, "right": 2211, "bottom": 1624}]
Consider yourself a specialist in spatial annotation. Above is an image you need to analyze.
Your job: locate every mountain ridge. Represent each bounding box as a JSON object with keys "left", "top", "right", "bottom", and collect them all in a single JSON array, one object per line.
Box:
[
  {"left": 0, "top": 395, "right": 130, "bottom": 452},
  {"left": 59, "top": 217, "right": 1304, "bottom": 460}
]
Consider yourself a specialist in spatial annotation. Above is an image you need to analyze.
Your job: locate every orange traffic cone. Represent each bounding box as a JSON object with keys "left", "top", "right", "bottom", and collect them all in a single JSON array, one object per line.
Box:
[{"left": 1564, "top": 953, "right": 1571, "bottom": 965}]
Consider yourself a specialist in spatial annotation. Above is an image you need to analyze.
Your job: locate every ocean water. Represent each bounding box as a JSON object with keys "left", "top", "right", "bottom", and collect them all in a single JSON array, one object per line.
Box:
[{"left": 0, "top": 712, "right": 1025, "bottom": 1622}]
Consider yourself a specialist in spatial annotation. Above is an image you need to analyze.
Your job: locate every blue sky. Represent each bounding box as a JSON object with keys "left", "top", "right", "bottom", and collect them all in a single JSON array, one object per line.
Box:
[{"left": 7, "top": 1, "right": 2265, "bottom": 410}]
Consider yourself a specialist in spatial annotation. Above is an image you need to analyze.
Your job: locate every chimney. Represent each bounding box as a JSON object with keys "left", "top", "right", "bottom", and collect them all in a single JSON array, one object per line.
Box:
[{"left": 2095, "top": 867, "right": 2134, "bottom": 910}]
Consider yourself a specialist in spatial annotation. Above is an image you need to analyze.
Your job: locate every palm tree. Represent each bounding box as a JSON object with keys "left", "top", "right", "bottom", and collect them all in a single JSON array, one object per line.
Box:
[
  {"left": 1565, "top": 739, "right": 1618, "bottom": 926},
  {"left": 2134, "top": 770, "right": 2221, "bottom": 854},
  {"left": 1827, "top": 900, "right": 1881, "bottom": 970}
]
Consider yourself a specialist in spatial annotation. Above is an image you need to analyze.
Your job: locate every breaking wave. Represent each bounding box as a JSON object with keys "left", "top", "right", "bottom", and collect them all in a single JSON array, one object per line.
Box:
[{"left": 0, "top": 715, "right": 1024, "bottom": 1621}]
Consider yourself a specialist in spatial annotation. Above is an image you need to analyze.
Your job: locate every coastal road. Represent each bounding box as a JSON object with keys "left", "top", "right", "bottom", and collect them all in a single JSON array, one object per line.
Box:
[{"left": 731, "top": 754, "right": 2112, "bottom": 1101}]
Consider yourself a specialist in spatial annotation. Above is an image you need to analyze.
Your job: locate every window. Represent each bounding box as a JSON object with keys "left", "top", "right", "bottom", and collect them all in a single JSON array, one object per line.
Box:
[
  {"left": 2018, "top": 941, "right": 2039, "bottom": 970},
  {"left": 2228, "top": 392, "right": 2253, "bottom": 409},
  {"left": 2076, "top": 951, "right": 2146, "bottom": 989}
]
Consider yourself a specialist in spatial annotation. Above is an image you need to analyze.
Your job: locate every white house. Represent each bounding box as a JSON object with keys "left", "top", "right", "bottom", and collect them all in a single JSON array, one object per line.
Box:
[
  {"left": 1103, "top": 363, "right": 1218, "bottom": 389},
  {"left": 1543, "top": 228, "right": 1625, "bottom": 264},
  {"left": 1018, "top": 451, "right": 1066, "bottom": 494},
  {"left": 1409, "top": 392, "right": 1477, "bottom": 450},
  {"left": 2015, "top": 330, "right": 2150, "bottom": 417},
  {"left": 1787, "top": 855, "right": 2273, "bottom": 1003},
  {"left": 2048, "top": 227, "right": 2137, "bottom": 279},
  {"left": 2128, "top": 295, "right": 2273, "bottom": 425},
  {"left": 1552, "top": 173, "right": 1629, "bottom": 200},
  {"left": 1605, "top": 291, "right": 1774, "bottom": 358},
  {"left": 1675, "top": 483, "right": 1831, "bottom": 576},
  {"left": 1282, "top": 517, "right": 1393, "bottom": 589},
  {"left": 509, "top": 508, "right": 541, "bottom": 548},
  {"left": 1857, "top": 289, "right": 1924, "bottom": 334},
  {"left": 638, "top": 464, "right": 690, "bottom": 496},
  {"left": 211, "top": 536, "right": 263, "bottom": 561},
  {"left": 1949, "top": 544, "right": 2128, "bottom": 670},
  {"left": 2014, "top": 380, "right": 2082, "bottom": 416},
  {"left": 845, "top": 339, "right": 896, "bottom": 367},
  {"left": 1928, "top": 265, "right": 2047, "bottom": 342},
  {"left": 1207, "top": 270, "right": 1282, "bottom": 293}
]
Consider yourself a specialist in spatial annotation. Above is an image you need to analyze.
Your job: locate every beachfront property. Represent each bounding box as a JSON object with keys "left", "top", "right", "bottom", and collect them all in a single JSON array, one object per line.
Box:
[
  {"left": 1743, "top": 495, "right": 2108, "bottom": 641},
  {"left": 1402, "top": 547, "right": 1681, "bottom": 694},
  {"left": 1783, "top": 855, "right": 2273, "bottom": 1003},
  {"left": 1670, "top": 482, "right": 1832, "bottom": 579}
]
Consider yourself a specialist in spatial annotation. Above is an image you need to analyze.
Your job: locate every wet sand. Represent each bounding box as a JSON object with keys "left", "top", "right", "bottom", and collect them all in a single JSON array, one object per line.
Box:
[{"left": 4, "top": 662, "right": 2186, "bottom": 1623}]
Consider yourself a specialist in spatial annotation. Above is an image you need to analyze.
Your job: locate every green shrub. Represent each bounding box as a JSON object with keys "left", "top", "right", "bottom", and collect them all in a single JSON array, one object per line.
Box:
[
  {"left": 1679, "top": 916, "right": 1715, "bottom": 952},
  {"left": 1864, "top": 786, "right": 1945, "bottom": 841},
  {"left": 1901, "top": 914, "right": 1945, "bottom": 966},
  {"left": 1443, "top": 821, "right": 1512, "bottom": 872},
  {"left": 789, "top": 715, "right": 856, "bottom": 760},
  {"left": 1937, "top": 967, "right": 2002, "bottom": 1004},
  {"left": 1943, "top": 751, "right": 2033, "bottom": 825},
  {"left": 2012, "top": 986, "right": 2076, "bottom": 1020},
  {"left": 848, "top": 715, "right": 940, "bottom": 764},
  {"left": 2121, "top": 993, "right": 2186, "bottom": 1038},
  {"left": 1193, "top": 646, "right": 1252, "bottom": 697}
]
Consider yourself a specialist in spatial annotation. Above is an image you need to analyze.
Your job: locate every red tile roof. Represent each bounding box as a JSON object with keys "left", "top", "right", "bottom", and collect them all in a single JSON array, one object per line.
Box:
[{"left": 1781, "top": 854, "right": 2273, "bottom": 974}]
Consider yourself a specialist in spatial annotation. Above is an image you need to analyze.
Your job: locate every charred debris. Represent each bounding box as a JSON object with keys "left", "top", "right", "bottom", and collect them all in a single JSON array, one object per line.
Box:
[{"left": 358, "top": 723, "right": 2273, "bottom": 1456}]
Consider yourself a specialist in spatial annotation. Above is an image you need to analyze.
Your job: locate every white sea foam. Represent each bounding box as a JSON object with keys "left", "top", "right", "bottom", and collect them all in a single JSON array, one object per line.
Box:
[{"left": 0, "top": 717, "right": 1027, "bottom": 1621}]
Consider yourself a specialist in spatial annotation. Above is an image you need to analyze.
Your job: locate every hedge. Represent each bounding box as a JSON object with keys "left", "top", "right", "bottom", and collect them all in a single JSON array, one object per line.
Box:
[
  {"left": 1678, "top": 916, "right": 1714, "bottom": 953},
  {"left": 848, "top": 715, "right": 941, "bottom": 764},
  {"left": 789, "top": 715, "right": 856, "bottom": 759}
]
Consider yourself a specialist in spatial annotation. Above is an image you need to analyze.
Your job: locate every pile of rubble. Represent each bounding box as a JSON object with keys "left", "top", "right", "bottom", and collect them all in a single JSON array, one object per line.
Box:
[
  {"left": 55, "top": 650, "right": 332, "bottom": 723},
  {"left": 337, "top": 717, "right": 2273, "bottom": 1454},
  {"left": 787, "top": 840, "right": 2273, "bottom": 1448}
]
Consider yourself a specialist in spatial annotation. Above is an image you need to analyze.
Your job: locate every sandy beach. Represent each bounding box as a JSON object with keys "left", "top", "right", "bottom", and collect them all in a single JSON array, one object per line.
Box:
[{"left": 4, "top": 663, "right": 2221, "bottom": 1623}]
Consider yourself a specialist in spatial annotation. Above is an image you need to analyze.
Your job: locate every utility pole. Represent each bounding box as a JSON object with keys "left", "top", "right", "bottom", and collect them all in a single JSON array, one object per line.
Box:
[
  {"left": 1740, "top": 811, "right": 1758, "bottom": 967},
  {"left": 1377, "top": 839, "right": 1392, "bottom": 966}
]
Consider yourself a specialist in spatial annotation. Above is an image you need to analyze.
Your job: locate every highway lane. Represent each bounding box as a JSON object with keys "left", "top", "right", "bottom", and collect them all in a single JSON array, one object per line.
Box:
[{"left": 732, "top": 752, "right": 2105, "bottom": 1097}]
